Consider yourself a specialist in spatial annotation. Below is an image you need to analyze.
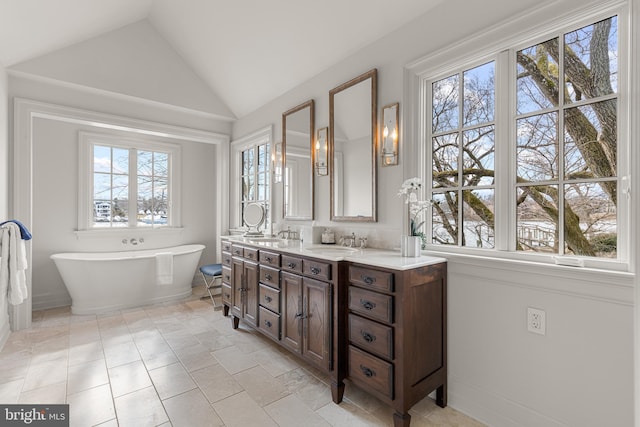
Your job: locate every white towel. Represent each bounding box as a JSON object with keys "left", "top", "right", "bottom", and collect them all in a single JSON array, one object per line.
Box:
[
  {"left": 156, "top": 252, "right": 174, "bottom": 285},
  {"left": 0, "top": 223, "right": 28, "bottom": 305}
]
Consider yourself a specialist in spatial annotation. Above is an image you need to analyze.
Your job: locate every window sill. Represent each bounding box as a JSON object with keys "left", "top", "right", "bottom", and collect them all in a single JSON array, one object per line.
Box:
[{"left": 74, "top": 227, "right": 184, "bottom": 240}]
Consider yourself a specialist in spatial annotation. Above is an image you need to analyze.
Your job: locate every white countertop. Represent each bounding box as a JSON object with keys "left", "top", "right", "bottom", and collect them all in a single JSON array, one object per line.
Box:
[{"left": 222, "top": 236, "right": 447, "bottom": 270}]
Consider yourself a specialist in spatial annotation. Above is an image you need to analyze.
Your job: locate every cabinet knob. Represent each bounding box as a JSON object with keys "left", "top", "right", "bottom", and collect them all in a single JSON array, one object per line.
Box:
[
  {"left": 265, "top": 274, "right": 272, "bottom": 281},
  {"left": 360, "top": 299, "right": 376, "bottom": 310},
  {"left": 287, "top": 262, "right": 297, "bottom": 269},
  {"left": 310, "top": 267, "right": 321, "bottom": 275},
  {"left": 264, "top": 295, "right": 272, "bottom": 303},
  {"left": 361, "top": 331, "right": 376, "bottom": 343},
  {"left": 359, "top": 365, "right": 376, "bottom": 378},
  {"left": 264, "top": 320, "right": 272, "bottom": 328},
  {"left": 266, "top": 256, "right": 273, "bottom": 262},
  {"left": 361, "top": 275, "right": 375, "bottom": 285}
]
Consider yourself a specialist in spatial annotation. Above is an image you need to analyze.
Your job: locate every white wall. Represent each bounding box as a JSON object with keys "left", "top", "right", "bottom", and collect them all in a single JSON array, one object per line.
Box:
[
  {"left": 231, "top": 0, "right": 637, "bottom": 425},
  {"left": 0, "top": 64, "right": 10, "bottom": 346}
]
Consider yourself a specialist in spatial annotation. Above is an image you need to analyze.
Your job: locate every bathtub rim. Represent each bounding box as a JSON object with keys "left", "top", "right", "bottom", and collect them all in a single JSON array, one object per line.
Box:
[{"left": 50, "top": 243, "right": 206, "bottom": 261}]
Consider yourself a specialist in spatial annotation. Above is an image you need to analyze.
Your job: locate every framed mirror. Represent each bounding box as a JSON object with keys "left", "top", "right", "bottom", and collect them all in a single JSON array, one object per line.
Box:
[
  {"left": 329, "top": 69, "right": 377, "bottom": 221},
  {"left": 282, "top": 99, "right": 315, "bottom": 220}
]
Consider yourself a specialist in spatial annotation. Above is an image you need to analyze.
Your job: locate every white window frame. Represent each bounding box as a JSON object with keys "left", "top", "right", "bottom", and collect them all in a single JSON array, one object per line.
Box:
[
  {"left": 78, "top": 132, "right": 182, "bottom": 230},
  {"left": 230, "top": 126, "right": 273, "bottom": 230},
  {"left": 410, "top": 1, "right": 631, "bottom": 272}
]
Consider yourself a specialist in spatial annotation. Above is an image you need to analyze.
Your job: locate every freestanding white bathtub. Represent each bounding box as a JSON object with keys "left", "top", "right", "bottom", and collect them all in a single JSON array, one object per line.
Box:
[{"left": 51, "top": 244, "right": 205, "bottom": 314}]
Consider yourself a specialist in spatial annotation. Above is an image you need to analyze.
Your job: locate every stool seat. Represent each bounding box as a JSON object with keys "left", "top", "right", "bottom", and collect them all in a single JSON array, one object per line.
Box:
[
  {"left": 200, "top": 264, "right": 222, "bottom": 277},
  {"left": 199, "top": 263, "right": 223, "bottom": 310}
]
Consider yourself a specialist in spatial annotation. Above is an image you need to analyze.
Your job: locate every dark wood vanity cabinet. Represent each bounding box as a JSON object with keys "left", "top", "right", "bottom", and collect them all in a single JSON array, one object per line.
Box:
[
  {"left": 220, "top": 239, "right": 447, "bottom": 427},
  {"left": 346, "top": 262, "right": 447, "bottom": 427}
]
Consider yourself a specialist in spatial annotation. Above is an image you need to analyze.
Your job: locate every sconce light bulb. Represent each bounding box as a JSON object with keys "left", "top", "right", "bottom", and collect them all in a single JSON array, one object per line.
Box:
[
  {"left": 383, "top": 125, "right": 389, "bottom": 138},
  {"left": 392, "top": 128, "right": 398, "bottom": 141},
  {"left": 316, "top": 140, "right": 320, "bottom": 150}
]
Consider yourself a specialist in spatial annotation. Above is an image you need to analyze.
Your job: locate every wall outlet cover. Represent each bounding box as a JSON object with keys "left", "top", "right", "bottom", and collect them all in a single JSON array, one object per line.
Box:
[{"left": 527, "top": 307, "right": 546, "bottom": 335}]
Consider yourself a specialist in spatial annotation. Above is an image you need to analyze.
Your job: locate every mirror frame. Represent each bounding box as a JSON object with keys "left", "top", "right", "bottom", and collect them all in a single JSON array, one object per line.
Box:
[
  {"left": 329, "top": 68, "right": 377, "bottom": 222},
  {"left": 282, "top": 99, "right": 315, "bottom": 220}
]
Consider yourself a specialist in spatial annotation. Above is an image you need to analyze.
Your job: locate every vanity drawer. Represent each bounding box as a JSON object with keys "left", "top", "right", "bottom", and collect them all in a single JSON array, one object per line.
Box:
[
  {"left": 349, "top": 287, "right": 393, "bottom": 324},
  {"left": 281, "top": 255, "right": 303, "bottom": 274},
  {"left": 349, "top": 314, "right": 393, "bottom": 361},
  {"left": 243, "top": 247, "right": 259, "bottom": 261},
  {"left": 259, "top": 284, "right": 280, "bottom": 313},
  {"left": 221, "top": 266, "right": 231, "bottom": 284},
  {"left": 221, "top": 241, "right": 232, "bottom": 252},
  {"left": 260, "top": 250, "right": 281, "bottom": 267},
  {"left": 221, "top": 283, "right": 232, "bottom": 305},
  {"left": 348, "top": 345, "right": 393, "bottom": 400},
  {"left": 259, "top": 266, "right": 280, "bottom": 289},
  {"left": 222, "top": 252, "right": 232, "bottom": 267},
  {"left": 303, "top": 259, "right": 331, "bottom": 281},
  {"left": 231, "top": 244, "right": 244, "bottom": 257},
  {"left": 349, "top": 266, "right": 393, "bottom": 293},
  {"left": 259, "top": 307, "right": 280, "bottom": 341}
]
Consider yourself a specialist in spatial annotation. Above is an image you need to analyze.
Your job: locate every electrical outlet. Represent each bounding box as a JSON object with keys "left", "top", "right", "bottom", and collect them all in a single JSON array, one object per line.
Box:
[{"left": 527, "top": 307, "right": 546, "bottom": 335}]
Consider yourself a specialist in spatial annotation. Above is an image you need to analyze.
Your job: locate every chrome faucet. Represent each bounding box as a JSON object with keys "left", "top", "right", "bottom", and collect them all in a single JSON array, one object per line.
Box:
[
  {"left": 277, "top": 226, "right": 298, "bottom": 240},
  {"left": 341, "top": 232, "right": 358, "bottom": 247}
]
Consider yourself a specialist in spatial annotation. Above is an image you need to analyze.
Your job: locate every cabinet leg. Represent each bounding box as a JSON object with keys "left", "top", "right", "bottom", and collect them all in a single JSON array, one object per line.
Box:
[
  {"left": 331, "top": 380, "right": 345, "bottom": 404},
  {"left": 231, "top": 316, "right": 240, "bottom": 329},
  {"left": 436, "top": 383, "right": 447, "bottom": 408},
  {"left": 392, "top": 411, "right": 411, "bottom": 427},
  {"left": 222, "top": 305, "right": 230, "bottom": 317}
]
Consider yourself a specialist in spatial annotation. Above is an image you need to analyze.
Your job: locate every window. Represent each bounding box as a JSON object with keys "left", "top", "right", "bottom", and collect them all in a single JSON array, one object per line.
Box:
[
  {"left": 80, "top": 133, "right": 180, "bottom": 229},
  {"left": 422, "top": 10, "right": 625, "bottom": 265},
  {"left": 231, "top": 126, "right": 272, "bottom": 230},
  {"left": 240, "top": 143, "right": 270, "bottom": 226}
]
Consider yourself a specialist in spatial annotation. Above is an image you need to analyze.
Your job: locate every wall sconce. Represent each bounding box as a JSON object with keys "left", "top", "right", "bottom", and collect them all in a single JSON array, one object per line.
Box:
[
  {"left": 315, "top": 127, "right": 328, "bottom": 176},
  {"left": 381, "top": 102, "right": 399, "bottom": 166},
  {"left": 272, "top": 142, "right": 283, "bottom": 183}
]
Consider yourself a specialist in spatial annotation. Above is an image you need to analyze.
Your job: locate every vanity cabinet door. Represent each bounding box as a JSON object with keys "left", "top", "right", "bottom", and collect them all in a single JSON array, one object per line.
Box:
[
  {"left": 281, "top": 272, "right": 303, "bottom": 353},
  {"left": 243, "top": 261, "right": 258, "bottom": 327},
  {"left": 302, "top": 277, "right": 331, "bottom": 370}
]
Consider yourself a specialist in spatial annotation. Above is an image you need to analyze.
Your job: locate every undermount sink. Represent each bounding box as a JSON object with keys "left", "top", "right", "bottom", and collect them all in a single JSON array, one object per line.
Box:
[
  {"left": 303, "top": 246, "right": 361, "bottom": 255},
  {"left": 248, "top": 237, "right": 285, "bottom": 243}
]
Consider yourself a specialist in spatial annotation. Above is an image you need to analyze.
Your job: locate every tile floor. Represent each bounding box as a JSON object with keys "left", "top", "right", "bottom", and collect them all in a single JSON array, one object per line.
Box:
[{"left": 0, "top": 288, "right": 486, "bottom": 427}]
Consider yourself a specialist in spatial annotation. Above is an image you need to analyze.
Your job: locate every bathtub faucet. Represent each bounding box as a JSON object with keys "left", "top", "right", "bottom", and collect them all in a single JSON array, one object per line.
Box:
[{"left": 128, "top": 238, "right": 144, "bottom": 245}]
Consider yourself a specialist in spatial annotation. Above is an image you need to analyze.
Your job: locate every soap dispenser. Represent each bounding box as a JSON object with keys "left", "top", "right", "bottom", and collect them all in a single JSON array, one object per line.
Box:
[{"left": 321, "top": 228, "right": 335, "bottom": 244}]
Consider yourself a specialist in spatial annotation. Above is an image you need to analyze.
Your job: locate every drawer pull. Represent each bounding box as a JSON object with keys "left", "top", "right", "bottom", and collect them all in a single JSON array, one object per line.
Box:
[
  {"left": 225, "top": 259, "right": 231, "bottom": 264},
  {"left": 224, "top": 292, "right": 230, "bottom": 299},
  {"left": 247, "top": 253, "right": 254, "bottom": 258},
  {"left": 266, "top": 256, "right": 273, "bottom": 262},
  {"left": 361, "top": 275, "right": 375, "bottom": 285},
  {"left": 310, "top": 267, "right": 321, "bottom": 275},
  {"left": 264, "top": 295, "right": 273, "bottom": 303},
  {"left": 264, "top": 320, "right": 272, "bottom": 328},
  {"left": 265, "top": 274, "right": 273, "bottom": 281},
  {"left": 359, "top": 365, "right": 376, "bottom": 378},
  {"left": 361, "top": 331, "right": 376, "bottom": 343},
  {"left": 360, "top": 299, "right": 376, "bottom": 310},
  {"left": 224, "top": 274, "right": 230, "bottom": 281},
  {"left": 295, "top": 312, "right": 307, "bottom": 319},
  {"left": 287, "top": 262, "right": 297, "bottom": 269}
]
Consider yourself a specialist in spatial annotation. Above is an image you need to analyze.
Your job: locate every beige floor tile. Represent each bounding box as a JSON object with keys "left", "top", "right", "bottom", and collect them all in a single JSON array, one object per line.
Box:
[
  {"left": 212, "top": 391, "right": 278, "bottom": 427},
  {"left": 212, "top": 345, "right": 258, "bottom": 374},
  {"left": 163, "top": 388, "right": 224, "bottom": 427},
  {"left": 194, "top": 330, "right": 233, "bottom": 352},
  {"left": 265, "top": 394, "right": 330, "bottom": 427},
  {"left": 148, "top": 362, "right": 196, "bottom": 400},
  {"left": 425, "top": 406, "right": 487, "bottom": 427},
  {"left": 22, "top": 359, "right": 68, "bottom": 392},
  {"left": 67, "top": 383, "right": 116, "bottom": 427},
  {"left": 279, "top": 368, "right": 333, "bottom": 411},
  {"left": 103, "top": 341, "right": 141, "bottom": 368},
  {"left": 68, "top": 341, "right": 104, "bottom": 366},
  {"left": 233, "top": 365, "right": 290, "bottom": 407},
  {"left": 108, "top": 360, "right": 152, "bottom": 397},
  {"left": 67, "top": 358, "right": 109, "bottom": 395},
  {"left": 162, "top": 329, "right": 201, "bottom": 350},
  {"left": 316, "top": 399, "right": 388, "bottom": 427},
  {"left": 114, "top": 385, "right": 168, "bottom": 427},
  {"left": 252, "top": 346, "right": 300, "bottom": 377},
  {"left": 190, "top": 364, "right": 244, "bottom": 404},
  {"left": 19, "top": 381, "right": 67, "bottom": 404},
  {"left": 0, "top": 378, "right": 23, "bottom": 403},
  {"left": 173, "top": 343, "right": 219, "bottom": 372},
  {"left": 0, "top": 352, "right": 31, "bottom": 383}
]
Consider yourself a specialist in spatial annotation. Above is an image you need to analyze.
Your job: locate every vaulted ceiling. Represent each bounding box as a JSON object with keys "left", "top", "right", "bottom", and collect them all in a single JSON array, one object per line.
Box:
[{"left": 0, "top": 0, "right": 444, "bottom": 119}]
